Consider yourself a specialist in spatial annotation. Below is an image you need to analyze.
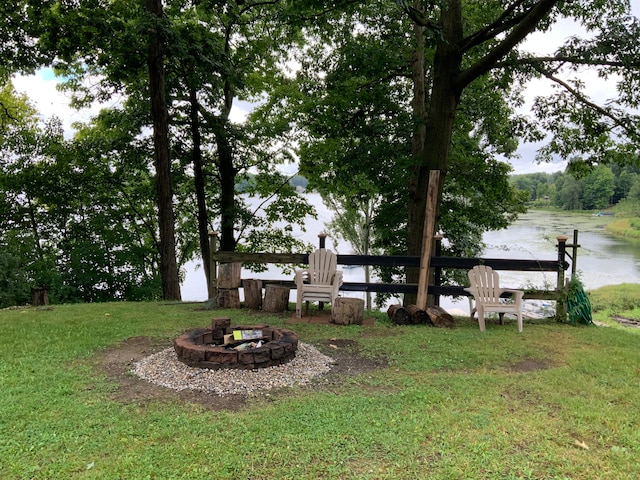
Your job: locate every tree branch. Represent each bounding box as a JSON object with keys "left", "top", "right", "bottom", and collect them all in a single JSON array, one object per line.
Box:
[
  {"left": 460, "top": 0, "right": 532, "bottom": 52},
  {"left": 533, "top": 65, "right": 638, "bottom": 140},
  {"left": 456, "top": 0, "right": 560, "bottom": 90}
]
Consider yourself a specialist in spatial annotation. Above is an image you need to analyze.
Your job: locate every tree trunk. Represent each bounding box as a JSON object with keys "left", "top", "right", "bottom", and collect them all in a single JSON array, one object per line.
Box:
[
  {"left": 217, "top": 126, "right": 237, "bottom": 252},
  {"left": 146, "top": 0, "right": 181, "bottom": 300},
  {"left": 189, "top": 86, "right": 211, "bottom": 288},
  {"left": 217, "top": 29, "right": 237, "bottom": 252},
  {"left": 406, "top": 0, "right": 463, "bottom": 304},
  {"left": 405, "top": 5, "right": 428, "bottom": 306}
]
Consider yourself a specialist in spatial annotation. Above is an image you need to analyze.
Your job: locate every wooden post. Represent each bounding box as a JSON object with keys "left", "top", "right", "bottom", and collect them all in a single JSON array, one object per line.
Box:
[
  {"left": 571, "top": 229, "right": 579, "bottom": 278},
  {"left": 318, "top": 232, "right": 327, "bottom": 249},
  {"left": 317, "top": 232, "right": 326, "bottom": 310},
  {"left": 416, "top": 170, "right": 440, "bottom": 310},
  {"left": 556, "top": 235, "right": 568, "bottom": 322},
  {"left": 432, "top": 234, "right": 443, "bottom": 306},
  {"left": 208, "top": 231, "right": 218, "bottom": 299}
]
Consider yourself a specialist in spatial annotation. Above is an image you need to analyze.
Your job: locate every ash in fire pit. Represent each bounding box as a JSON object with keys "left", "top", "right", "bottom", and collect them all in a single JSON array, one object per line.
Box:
[{"left": 174, "top": 318, "right": 298, "bottom": 370}]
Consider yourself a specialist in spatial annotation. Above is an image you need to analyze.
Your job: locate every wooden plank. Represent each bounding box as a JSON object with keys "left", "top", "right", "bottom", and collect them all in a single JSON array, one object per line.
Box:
[
  {"left": 416, "top": 170, "right": 440, "bottom": 310},
  {"left": 213, "top": 252, "right": 566, "bottom": 272}
]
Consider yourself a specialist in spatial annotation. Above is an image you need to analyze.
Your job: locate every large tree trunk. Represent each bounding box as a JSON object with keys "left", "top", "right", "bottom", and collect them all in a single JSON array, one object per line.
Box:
[
  {"left": 405, "top": 2, "right": 429, "bottom": 305},
  {"left": 217, "top": 125, "right": 236, "bottom": 252},
  {"left": 146, "top": 0, "right": 181, "bottom": 301},
  {"left": 407, "top": 1, "right": 463, "bottom": 284},
  {"left": 189, "top": 86, "right": 211, "bottom": 287},
  {"left": 217, "top": 26, "right": 237, "bottom": 253}
]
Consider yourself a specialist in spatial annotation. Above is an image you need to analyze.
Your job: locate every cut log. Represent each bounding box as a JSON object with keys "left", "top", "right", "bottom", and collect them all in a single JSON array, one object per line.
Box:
[
  {"left": 406, "top": 304, "right": 433, "bottom": 325},
  {"left": 217, "top": 288, "right": 240, "bottom": 309},
  {"left": 331, "top": 297, "right": 364, "bottom": 325},
  {"left": 387, "top": 304, "right": 411, "bottom": 325},
  {"left": 242, "top": 279, "right": 263, "bottom": 310},
  {"left": 427, "top": 305, "right": 454, "bottom": 328},
  {"left": 218, "top": 262, "right": 241, "bottom": 289},
  {"left": 263, "top": 284, "right": 291, "bottom": 313}
]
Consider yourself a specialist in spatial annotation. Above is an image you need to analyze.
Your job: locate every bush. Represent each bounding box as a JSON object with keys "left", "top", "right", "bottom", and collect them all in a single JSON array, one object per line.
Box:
[{"left": 0, "top": 253, "right": 31, "bottom": 308}]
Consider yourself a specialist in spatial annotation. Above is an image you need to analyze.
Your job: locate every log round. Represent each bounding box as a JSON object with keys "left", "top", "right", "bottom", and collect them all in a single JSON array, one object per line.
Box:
[
  {"left": 331, "top": 297, "right": 364, "bottom": 325},
  {"left": 263, "top": 284, "right": 291, "bottom": 312},
  {"left": 406, "top": 304, "right": 433, "bottom": 325},
  {"left": 218, "top": 262, "right": 242, "bottom": 289},
  {"left": 387, "top": 304, "right": 411, "bottom": 325},
  {"left": 242, "top": 278, "right": 263, "bottom": 310},
  {"left": 218, "top": 288, "right": 240, "bottom": 309},
  {"left": 427, "top": 305, "right": 455, "bottom": 328}
]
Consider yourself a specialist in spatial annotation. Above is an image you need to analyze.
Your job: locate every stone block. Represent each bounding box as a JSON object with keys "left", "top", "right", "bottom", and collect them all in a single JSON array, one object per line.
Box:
[{"left": 253, "top": 347, "right": 271, "bottom": 364}]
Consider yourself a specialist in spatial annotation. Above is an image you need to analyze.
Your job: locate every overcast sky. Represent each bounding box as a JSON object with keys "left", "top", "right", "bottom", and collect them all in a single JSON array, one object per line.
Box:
[{"left": 11, "top": 6, "right": 637, "bottom": 176}]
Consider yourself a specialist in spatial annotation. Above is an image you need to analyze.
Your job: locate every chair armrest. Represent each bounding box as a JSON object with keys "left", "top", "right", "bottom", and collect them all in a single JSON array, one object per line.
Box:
[
  {"left": 294, "top": 269, "right": 309, "bottom": 287},
  {"left": 502, "top": 289, "right": 524, "bottom": 301},
  {"left": 334, "top": 270, "right": 343, "bottom": 286}
]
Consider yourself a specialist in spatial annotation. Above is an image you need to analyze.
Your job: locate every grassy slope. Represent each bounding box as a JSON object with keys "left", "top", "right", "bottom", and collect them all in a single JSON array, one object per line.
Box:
[{"left": 1, "top": 300, "right": 639, "bottom": 480}]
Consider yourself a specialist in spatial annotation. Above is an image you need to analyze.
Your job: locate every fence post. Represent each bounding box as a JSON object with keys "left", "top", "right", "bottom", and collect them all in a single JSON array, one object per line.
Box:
[
  {"left": 208, "top": 231, "right": 218, "bottom": 299},
  {"left": 318, "top": 232, "right": 327, "bottom": 310},
  {"left": 556, "top": 235, "right": 568, "bottom": 322},
  {"left": 571, "top": 229, "right": 579, "bottom": 278},
  {"left": 318, "top": 232, "right": 327, "bottom": 249},
  {"left": 432, "top": 234, "right": 443, "bottom": 306}
]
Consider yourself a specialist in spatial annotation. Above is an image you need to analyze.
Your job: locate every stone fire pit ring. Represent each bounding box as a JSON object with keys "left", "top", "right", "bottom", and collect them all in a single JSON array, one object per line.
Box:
[{"left": 174, "top": 318, "right": 298, "bottom": 370}]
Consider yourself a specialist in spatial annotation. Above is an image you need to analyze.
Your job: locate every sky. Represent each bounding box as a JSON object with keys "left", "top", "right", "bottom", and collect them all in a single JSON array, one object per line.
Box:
[{"left": 10, "top": 7, "right": 636, "bottom": 176}]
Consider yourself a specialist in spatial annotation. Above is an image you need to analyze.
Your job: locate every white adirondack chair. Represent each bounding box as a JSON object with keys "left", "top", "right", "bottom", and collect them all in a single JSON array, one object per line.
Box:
[
  {"left": 295, "top": 249, "right": 343, "bottom": 318},
  {"left": 464, "top": 265, "right": 524, "bottom": 332}
]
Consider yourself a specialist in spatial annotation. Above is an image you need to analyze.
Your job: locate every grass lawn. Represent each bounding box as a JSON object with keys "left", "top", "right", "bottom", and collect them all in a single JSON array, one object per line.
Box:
[{"left": 1, "top": 295, "right": 639, "bottom": 479}]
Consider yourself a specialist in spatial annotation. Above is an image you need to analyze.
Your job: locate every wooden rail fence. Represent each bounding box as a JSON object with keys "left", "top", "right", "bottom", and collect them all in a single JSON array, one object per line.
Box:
[{"left": 208, "top": 231, "right": 579, "bottom": 321}]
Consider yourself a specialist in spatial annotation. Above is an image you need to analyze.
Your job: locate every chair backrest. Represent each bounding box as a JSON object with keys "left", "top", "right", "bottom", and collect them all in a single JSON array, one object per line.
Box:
[
  {"left": 308, "top": 249, "right": 337, "bottom": 285},
  {"left": 468, "top": 265, "right": 502, "bottom": 303}
]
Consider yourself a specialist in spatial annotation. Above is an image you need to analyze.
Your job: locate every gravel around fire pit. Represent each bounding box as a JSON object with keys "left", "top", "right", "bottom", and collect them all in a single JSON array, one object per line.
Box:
[{"left": 131, "top": 343, "right": 334, "bottom": 396}]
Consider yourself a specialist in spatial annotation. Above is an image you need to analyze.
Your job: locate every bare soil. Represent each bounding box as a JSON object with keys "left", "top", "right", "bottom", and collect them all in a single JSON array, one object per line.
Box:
[{"left": 92, "top": 336, "right": 387, "bottom": 411}]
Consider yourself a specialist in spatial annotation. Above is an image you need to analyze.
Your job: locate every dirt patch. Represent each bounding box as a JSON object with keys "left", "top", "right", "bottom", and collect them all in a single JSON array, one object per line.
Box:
[
  {"left": 91, "top": 336, "right": 387, "bottom": 411},
  {"left": 611, "top": 316, "right": 640, "bottom": 328}
]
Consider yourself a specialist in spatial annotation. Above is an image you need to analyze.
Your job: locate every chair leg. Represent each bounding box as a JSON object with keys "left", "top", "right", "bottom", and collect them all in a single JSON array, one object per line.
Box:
[
  {"left": 517, "top": 312, "right": 523, "bottom": 333},
  {"left": 477, "top": 306, "right": 486, "bottom": 331}
]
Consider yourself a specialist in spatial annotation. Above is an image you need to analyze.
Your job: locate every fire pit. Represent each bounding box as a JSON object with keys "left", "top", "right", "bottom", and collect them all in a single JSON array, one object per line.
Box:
[{"left": 173, "top": 318, "right": 298, "bottom": 370}]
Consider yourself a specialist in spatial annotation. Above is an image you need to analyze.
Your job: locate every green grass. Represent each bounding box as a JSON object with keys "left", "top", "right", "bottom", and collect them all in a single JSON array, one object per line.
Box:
[
  {"left": 1, "top": 300, "right": 640, "bottom": 479},
  {"left": 604, "top": 218, "right": 640, "bottom": 239}
]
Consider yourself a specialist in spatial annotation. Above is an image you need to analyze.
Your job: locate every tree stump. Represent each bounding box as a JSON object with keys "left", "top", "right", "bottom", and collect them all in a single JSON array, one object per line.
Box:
[
  {"left": 242, "top": 279, "right": 263, "bottom": 310},
  {"left": 218, "top": 262, "right": 241, "bottom": 289},
  {"left": 218, "top": 288, "right": 240, "bottom": 309},
  {"left": 31, "top": 287, "right": 49, "bottom": 307},
  {"left": 387, "top": 304, "right": 411, "bottom": 325},
  {"left": 263, "top": 284, "right": 291, "bottom": 312},
  {"left": 406, "top": 304, "right": 433, "bottom": 325},
  {"left": 331, "top": 297, "right": 364, "bottom": 325}
]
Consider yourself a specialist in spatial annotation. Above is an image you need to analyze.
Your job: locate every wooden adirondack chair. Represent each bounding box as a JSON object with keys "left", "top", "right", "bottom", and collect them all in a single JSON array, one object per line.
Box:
[
  {"left": 295, "top": 249, "right": 343, "bottom": 318},
  {"left": 464, "top": 265, "right": 524, "bottom": 332}
]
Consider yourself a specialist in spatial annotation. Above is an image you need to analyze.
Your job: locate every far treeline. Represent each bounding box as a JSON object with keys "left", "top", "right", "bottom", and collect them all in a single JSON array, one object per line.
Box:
[{"left": 511, "top": 162, "right": 640, "bottom": 211}]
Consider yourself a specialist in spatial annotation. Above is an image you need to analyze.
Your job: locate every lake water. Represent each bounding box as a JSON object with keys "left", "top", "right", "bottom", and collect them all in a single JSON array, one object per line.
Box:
[{"left": 182, "top": 196, "right": 640, "bottom": 314}]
